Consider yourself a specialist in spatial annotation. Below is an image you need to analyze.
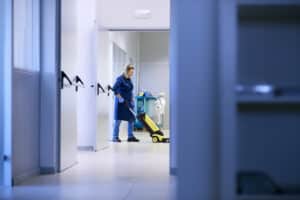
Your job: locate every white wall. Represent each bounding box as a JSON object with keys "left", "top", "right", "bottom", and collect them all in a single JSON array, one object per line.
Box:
[
  {"left": 97, "top": 0, "right": 170, "bottom": 30},
  {"left": 110, "top": 31, "right": 140, "bottom": 69},
  {"left": 139, "top": 32, "right": 169, "bottom": 128},
  {"left": 110, "top": 31, "right": 140, "bottom": 91},
  {"left": 76, "top": 0, "right": 98, "bottom": 149}
]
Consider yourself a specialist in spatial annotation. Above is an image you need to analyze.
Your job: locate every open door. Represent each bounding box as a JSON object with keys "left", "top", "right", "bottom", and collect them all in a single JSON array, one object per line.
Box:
[
  {"left": 0, "top": 0, "right": 13, "bottom": 186},
  {"left": 39, "top": 0, "right": 77, "bottom": 174},
  {"left": 59, "top": 0, "right": 78, "bottom": 171},
  {"left": 96, "top": 28, "right": 111, "bottom": 150},
  {"left": 39, "top": 0, "right": 78, "bottom": 172},
  {"left": 1, "top": 0, "right": 42, "bottom": 185}
]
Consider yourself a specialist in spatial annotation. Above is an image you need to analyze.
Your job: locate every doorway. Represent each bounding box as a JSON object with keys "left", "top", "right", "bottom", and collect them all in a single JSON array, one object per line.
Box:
[
  {"left": 107, "top": 31, "right": 170, "bottom": 141},
  {"left": 60, "top": 0, "right": 169, "bottom": 174},
  {"left": 59, "top": 0, "right": 171, "bottom": 175},
  {"left": 59, "top": 6, "right": 171, "bottom": 166}
]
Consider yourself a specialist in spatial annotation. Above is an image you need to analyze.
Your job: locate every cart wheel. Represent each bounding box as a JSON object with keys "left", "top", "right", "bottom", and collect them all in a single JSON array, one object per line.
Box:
[
  {"left": 164, "top": 138, "right": 170, "bottom": 143},
  {"left": 152, "top": 136, "right": 159, "bottom": 143}
]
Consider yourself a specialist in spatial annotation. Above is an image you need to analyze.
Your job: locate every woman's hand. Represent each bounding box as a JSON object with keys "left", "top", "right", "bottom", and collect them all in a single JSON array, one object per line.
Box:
[
  {"left": 130, "top": 98, "right": 135, "bottom": 108},
  {"left": 116, "top": 94, "right": 124, "bottom": 103}
]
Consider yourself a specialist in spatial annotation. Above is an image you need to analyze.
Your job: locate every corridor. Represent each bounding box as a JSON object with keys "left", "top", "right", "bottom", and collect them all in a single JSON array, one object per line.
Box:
[
  {"left": 2, "top": 0, "right": 300, "bottom": 199},
  {"left": 0, "top": 133, "right": 174, "bottom": 200}
]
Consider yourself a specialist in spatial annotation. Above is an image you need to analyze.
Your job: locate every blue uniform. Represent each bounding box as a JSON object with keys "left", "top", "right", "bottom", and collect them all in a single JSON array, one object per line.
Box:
[{"left": 112, "top": 75, "right": 135, "bottom": 122}]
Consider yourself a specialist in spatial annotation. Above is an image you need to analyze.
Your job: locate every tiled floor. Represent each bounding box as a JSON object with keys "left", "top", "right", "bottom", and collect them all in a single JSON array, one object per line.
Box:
[{"left": 0, "top": 132, "right": 175, "bottom": 200}]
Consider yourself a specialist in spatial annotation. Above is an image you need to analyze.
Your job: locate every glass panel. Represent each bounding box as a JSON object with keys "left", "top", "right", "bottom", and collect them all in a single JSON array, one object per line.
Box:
[{"left": 13, "top": 0, "right": 38, "bottom": 71}]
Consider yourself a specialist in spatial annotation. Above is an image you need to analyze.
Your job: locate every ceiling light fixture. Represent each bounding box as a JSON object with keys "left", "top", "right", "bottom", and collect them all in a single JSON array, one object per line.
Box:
[{"left": 134, "top": 9, "right": 152, "bottom": 19}]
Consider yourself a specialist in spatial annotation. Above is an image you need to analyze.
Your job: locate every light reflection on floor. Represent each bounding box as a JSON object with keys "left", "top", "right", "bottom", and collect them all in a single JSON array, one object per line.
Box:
[{"left": 0, "top": 132, "right": 175, "bottom": 200}]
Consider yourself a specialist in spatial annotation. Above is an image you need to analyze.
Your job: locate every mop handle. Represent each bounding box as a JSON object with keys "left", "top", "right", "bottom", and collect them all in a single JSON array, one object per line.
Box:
[{"left": 108, "top": 85, "right": 136, "bottom": 117}]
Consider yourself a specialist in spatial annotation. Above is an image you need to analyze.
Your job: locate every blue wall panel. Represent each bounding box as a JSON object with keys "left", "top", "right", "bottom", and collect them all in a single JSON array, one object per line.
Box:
[
  {"left": 237, "top": 8, "right": 300, "bottom": 189},
  {"left": 13, "top": 69, "right": 40, "bottom": 183},
  {"left": 238, "top": 104, "right": 300, "bottom": 186},
  {"left": 238, "top": 18, "right": 300, "bottom": 85}
]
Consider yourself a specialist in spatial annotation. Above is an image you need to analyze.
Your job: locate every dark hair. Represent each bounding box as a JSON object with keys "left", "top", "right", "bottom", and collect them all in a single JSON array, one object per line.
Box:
[{"left": 126, "top": 64, "right": 134, "bottom": 73}]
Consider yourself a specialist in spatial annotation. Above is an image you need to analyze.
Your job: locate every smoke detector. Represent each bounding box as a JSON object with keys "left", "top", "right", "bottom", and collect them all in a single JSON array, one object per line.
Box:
[{"left": 134, "top": 9, "right": 152, "bottom": 19}]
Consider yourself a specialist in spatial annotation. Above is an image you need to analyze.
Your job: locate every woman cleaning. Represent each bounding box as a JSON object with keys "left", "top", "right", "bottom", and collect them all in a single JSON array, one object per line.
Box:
[{"left": 112, "top": 64, "right": 140, "bottom": 143}]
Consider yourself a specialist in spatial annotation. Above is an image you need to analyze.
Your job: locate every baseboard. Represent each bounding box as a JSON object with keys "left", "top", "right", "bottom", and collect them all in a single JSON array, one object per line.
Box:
[
  {"left": 40, "top": 167, "right": 56, "bottom": 175},
  {"left": 78, "top": 146, "right": 95, "bottom": 151},
  {"left": 13, "top": 168, "right": 40, "bottom": 185},
  {"left": 59, "top": 161, "right": 78, "bottom": 173},
  {"left": 95, "top": 145, "right": 110, "bottom": 152},
  {"left": 170, "top": 167, "right": 177, "bottom": 176}
]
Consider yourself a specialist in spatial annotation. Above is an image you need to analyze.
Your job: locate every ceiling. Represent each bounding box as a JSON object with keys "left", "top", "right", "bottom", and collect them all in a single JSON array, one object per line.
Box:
[{"left": 97, "top": 0, "right": 170, "bottom": 30}]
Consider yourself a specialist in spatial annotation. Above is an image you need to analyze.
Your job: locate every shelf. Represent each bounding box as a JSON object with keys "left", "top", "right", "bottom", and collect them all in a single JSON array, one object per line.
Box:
[
  {"left": 239, "top": 4, "right": 300, "bottom": 20},
  {"left": 237, "top": 96, "right": 300, "bottom": 105},
  {"left": 238, "top": 195, "right": 300, "bottom": 200},
  {"left": 239, "top": 0, "right": 300, "bottom": 6},
  {"left": 236, "top": 0, "right": 300, "bottom": 194}
]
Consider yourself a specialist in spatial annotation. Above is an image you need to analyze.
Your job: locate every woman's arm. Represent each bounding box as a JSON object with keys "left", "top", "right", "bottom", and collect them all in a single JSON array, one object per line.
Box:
[
  {"left": 112, "top": 77, "right": 124, "bottom": 102},
  {"left": 112, "top": 77, "right": 122, "bottom": 96}
]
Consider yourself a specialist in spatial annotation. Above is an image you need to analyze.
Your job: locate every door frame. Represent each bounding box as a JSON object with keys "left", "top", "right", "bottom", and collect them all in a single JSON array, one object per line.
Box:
[
  {"left": 39, "top": 0, "right": 61, "bottom": 174},
  {"left": 108, "top": 29, "right": 173, "bottom": 172},
  {"left": 0, "top": 0, "right": 13, "bottom": 187},
  {"left": 56, "top": 0, "right": 62, "bottom": 172}
]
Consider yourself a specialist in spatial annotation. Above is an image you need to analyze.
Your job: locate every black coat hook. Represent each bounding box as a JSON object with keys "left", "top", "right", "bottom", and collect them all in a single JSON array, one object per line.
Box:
[
  {"left": 74, "top": 75, "right": 84, "bottom": 92},
  {"left": 97, "top": 83, "right": 105, "bottom": 95},
  {"left": 61, "top": 71, "right": 72, "bottom": 89}
]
